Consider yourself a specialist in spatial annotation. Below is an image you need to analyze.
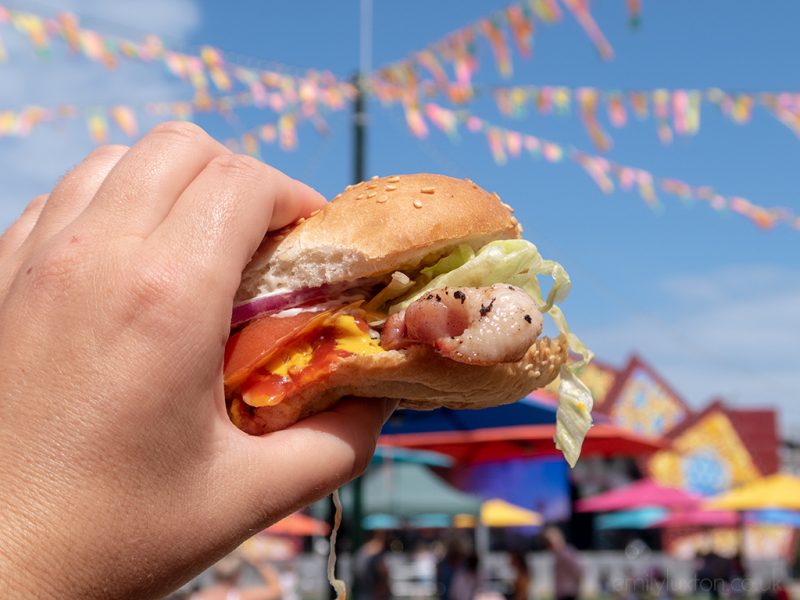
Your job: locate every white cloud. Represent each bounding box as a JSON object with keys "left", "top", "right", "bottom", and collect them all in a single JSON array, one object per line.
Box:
[
  {"left": 581, "top": 264, "right": 800, "bottom": 436},
  {"left": 0, "top": 0, "right": 201, "bottom": 230}
]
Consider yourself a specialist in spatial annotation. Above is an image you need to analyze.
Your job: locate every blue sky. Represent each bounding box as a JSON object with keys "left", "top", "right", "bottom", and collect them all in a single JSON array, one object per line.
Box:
[{"left": 1, "top": 1, "right": 798, "bottom": 433}]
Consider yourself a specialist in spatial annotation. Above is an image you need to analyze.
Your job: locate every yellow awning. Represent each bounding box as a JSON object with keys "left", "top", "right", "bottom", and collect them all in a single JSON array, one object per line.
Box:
[
  {"left": 482, "top": 498, "right": 543, "bottom": 527},
  {"left": 706, "top": 474, "right": 800, "bottom": 511},
  {"left": 454, "top": 498, "right": 543, "bottom": 528}
]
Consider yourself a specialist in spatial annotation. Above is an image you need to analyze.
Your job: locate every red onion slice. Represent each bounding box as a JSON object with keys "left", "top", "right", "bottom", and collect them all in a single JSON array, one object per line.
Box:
[{"left": 231, "top": 278, "right": 379, "bottom": 327}]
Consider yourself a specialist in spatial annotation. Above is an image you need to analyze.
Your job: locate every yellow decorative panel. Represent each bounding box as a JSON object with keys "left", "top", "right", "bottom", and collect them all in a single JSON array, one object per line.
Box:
[
  {"left": 610, "top": 370, "right": 687, "bottom": 436},
  {"left": 650, "top": 411, "right": 761, "bottom": 496}
]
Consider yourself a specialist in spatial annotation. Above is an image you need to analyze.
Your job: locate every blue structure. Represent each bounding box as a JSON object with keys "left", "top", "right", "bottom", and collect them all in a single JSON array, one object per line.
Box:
[{"left": 381, "top": 394, "right": 557, "bottom": 435}]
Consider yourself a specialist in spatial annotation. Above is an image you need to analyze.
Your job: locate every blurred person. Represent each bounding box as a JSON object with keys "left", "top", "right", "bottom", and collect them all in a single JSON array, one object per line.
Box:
[
  {"left": 0, "top": 122, "right": 396, "bottom": 599},
  {"left": 727, "top": 551, "right": 747, "bottom": 600},
  {"left": 697, "top": 548, "right": 727, "bottom": 599},
  {"left": 543, "top": 526, "right": 583, "bottom": 600},
  {"left": 354, "top": 530, "right": 392, "bottom": 600},
  {"left": 189, "top": 553, "right": 282, "bottom": 600},
  {"left": 450, "top": 553, "right": 481, "bottom": 600},
  {"left": 438, "top": 538, "right": 467, "bottom": 599},
  {"left": 506, "top": 551, "right": 531, "bottom": 600}
]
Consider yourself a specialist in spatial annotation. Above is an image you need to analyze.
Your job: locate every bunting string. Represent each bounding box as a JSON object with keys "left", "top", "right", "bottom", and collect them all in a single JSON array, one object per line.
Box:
[
  {"left": 370, "top": 0, "right": 620, "bottom": 110},
  {"left": 0, "top": 4, "right": 355, "bottom": 113},
  {"left": 221, "top": 108, "right": 333, "bottom": 157},
  {"left": 0, "top": 86, "right": 351, "bottom": 143},
  {"left": 490, "top": 84, "right": 800, "bottom": 148},
  {"left": 373, "top": 80, "right": 800, "bottom": 149},
  {"left": 417, "top": 102, "right": 799, "bottom": 231}
]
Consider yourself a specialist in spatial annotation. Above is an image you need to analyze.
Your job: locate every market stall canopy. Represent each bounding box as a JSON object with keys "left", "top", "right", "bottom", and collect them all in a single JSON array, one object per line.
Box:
[
  {"left": 479, "top": 498, "right": 543, "bottom": 528},
  {"left": 577, "top": 479, "right": 701, "bottom": 512},
  {"left": 380, "top": 423, "right": 666, "bottom": 465},
  {"left": 596, "top": 508, "right": 667, "bottom": 530},
  {"left": 705, "top": 473, "right": 800, "bottom": 511},
  {"left": 371, "top": 445, "right": 454, "bottom": 467},
  {"left": 265, "top": 512, "right": 330, "bottom": 536},
  {"left": 747, "top": 510, "right": 800, "bottom": 527},
  {"left": 340, "top": 462, "right": 482, "bottom": 519}
]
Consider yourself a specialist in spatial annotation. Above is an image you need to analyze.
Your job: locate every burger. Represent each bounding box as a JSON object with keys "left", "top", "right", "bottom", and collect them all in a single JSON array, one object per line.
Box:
[{"left": 224, "top": 174, "right": 593, "bottom": 466}]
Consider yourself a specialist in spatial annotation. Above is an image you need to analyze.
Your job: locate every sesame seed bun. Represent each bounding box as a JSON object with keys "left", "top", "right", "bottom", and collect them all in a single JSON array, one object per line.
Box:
[{"left": 237, "top": 173, "right": 521, "bottom": 301}]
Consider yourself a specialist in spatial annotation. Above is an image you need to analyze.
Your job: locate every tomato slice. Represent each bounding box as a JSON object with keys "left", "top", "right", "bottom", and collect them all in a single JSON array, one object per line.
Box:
[{"left": 223, "top": 311, "right": 330, "bottom": 389}]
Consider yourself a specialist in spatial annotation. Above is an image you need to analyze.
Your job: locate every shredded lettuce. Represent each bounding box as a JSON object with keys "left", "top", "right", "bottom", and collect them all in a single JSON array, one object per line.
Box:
[
  {"left": 554, "top": 366, "right": 594, "bottom": 468},
  {"left": 387, "top": 239, "right": 595, "bottom": 467},
  {"left": 418, "top": 244, "right": 475, "bottom": 282}
]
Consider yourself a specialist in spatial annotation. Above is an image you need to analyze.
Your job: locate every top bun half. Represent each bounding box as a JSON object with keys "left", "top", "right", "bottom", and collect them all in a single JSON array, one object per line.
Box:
[{"left": 237, "top": 173, "right": 521, "bottom": 300}]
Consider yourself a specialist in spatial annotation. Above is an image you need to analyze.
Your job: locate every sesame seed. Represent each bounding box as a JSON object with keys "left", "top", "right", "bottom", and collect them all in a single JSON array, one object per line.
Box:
[
  {"left": 385, "top": 185, "right": 397, "bottom": 191},
  {"left": 502, "top": 202, "right": 514, "bottom": 213},
  {"left": 371, "top": 175, "right": 379, "bottom": 180},
  {"left": 345, "top": 185, "right": 353, "bottom": 191},
  {"left": 376, "top": 196, "right": 388, "bottom": 203},
  {"left": 366, "top": 183, "right": 378, "bottom": 190},
  {"left": 421, "top": 187, "right": 435, "bottom": 194},
  {"left": 533, "top": 370, "right": 541, "bottom": 378},
  {"left": 357, "top": 194, "right": 365, "bottom": 199},
  {"left": 296, "top": 217, "right": 305, "bottom": 224},
  {"left": 413, "top": 199, "right": 423, "bottom": 208},
  {"left": 493, "top": 192, "right": 501, "bottom": 201},
  {"left": 367, "top": 191, "right": 377, "bottom": 198},
  {"left": 387, "top": 175, "right": 400, "bottom": 183},
  {"left": 464, "top": 178, "right": 473, "bottom": 184},
  {"left": 511, "top": 217, "right": 519, "bottom": 226},
  {"left": 310, "top": 208, "right": 321, "bottom": 216}
]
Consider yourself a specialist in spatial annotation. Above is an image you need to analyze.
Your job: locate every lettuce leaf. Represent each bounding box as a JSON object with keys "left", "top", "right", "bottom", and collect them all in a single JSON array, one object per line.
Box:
[{"left": 387, "top": 239, "right": 594, "bottom": 467}]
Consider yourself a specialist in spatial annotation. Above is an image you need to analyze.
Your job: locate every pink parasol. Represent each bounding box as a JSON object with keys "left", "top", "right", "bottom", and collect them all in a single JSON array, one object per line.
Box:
[
  {"left": 265, "top": 512, "right": 330, "bottom": 537},
  {"left": 576, "top": 479, "right": 702, "bottom": 512}
]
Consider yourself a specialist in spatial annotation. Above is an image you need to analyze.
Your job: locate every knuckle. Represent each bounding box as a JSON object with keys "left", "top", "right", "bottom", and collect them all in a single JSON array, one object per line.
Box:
[
  {"left": 29, "top": 242, "right": 87, "bottom": 293},
  {"left": 86, "top": 144, "right": 128, "bottom": 164},
  {"left": 207, "top": 153, "right": 265, "bottom": 181},
  {"left": 150, "top": 120, "right": 209, "bottom": 145},
  {"left": 122, "top": 259, "right": 194, "bottom": 337},
  {"left": 129, "top": 262, "right": 181, "bottom": 314}
]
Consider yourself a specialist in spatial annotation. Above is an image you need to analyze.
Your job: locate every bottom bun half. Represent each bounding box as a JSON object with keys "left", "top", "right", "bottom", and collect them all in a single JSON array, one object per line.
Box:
[{"left": 230, "top": 335, "right": 568, "bottom": 435}]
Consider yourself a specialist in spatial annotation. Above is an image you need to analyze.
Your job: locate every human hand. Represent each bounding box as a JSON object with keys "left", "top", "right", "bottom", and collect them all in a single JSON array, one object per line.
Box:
[{"left": 0, "top": 122, "right": 396, "bottom": 599}]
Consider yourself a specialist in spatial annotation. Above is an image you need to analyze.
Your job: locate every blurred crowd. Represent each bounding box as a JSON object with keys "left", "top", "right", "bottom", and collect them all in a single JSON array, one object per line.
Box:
[{"left": 165, "top": 524, "right": 796, "bottom": 600}]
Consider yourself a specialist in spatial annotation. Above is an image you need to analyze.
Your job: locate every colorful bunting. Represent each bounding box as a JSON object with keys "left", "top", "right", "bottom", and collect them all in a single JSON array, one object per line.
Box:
[
  {"left": 0, "top": 4, "right": 355, "bottom": 121},
  {"left": 485, "top": 85, "right": 800, "bottom": 149},
  {"left": 532, "top": 0, "right": 562, "bottom": 23},
  {"left": 561, "top": 0, "right": 615, "bottom": 60},
  {"left": 372, "top": 0, "right": 614, "bottom": 105},
  {"left": 505, "top": 4, "right": 535, "bottom": 58},
  {"left": 419, "top": 103, "right": 798, "bottom": 231},
  {"left": 0, "top": 81, "right": 354, "bottom": 142}
]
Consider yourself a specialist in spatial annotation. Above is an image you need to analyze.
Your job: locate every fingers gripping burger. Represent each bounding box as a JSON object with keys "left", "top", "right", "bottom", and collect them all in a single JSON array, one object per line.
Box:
[{"left": 224, "top": 174, "right": 593, "bottom": 466}]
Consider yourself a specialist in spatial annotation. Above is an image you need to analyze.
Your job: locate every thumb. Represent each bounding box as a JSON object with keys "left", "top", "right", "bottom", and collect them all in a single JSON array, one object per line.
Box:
[{"left": 218, "top": 397, "right": 397, "bottom": 534}]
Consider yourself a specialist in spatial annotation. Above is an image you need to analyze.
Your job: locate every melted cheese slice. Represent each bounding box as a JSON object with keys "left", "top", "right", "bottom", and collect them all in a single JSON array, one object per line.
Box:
[
  {"left": 240, "top": 314, "right": 383, "bottom": 408},
  {"left": 332, "top": 315, "right": 384, "bottom": 356}
]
